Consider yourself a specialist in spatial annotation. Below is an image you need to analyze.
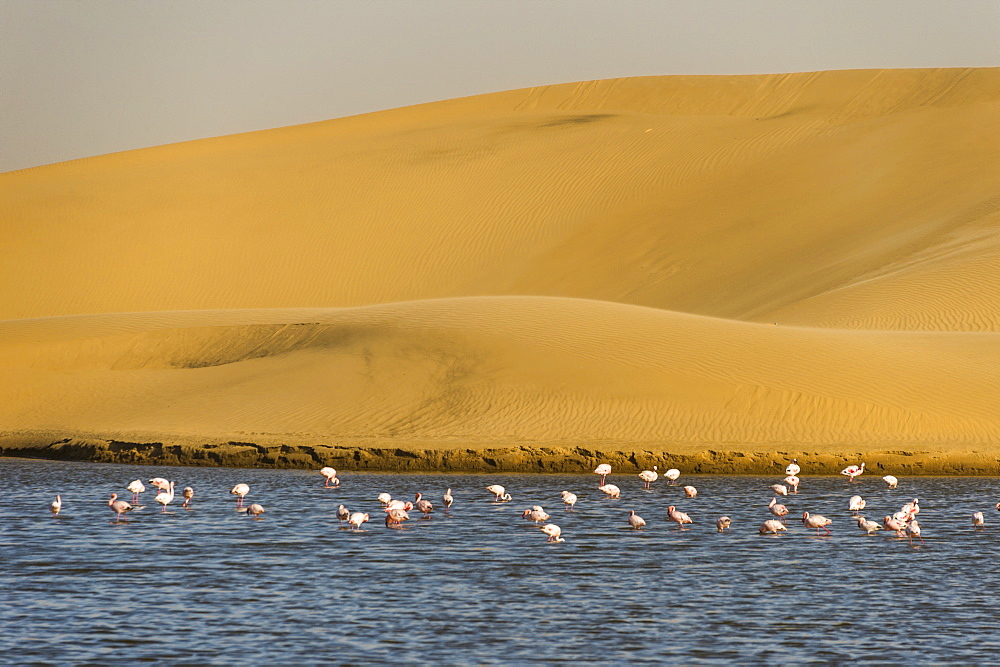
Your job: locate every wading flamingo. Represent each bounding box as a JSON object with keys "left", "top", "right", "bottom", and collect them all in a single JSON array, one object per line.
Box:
[
  {"left": 716, "top": 516, "right": 731, "bottom": 532},
  {"left": 155, "top": 481, "right": 175, "bottom": 512},
  {"left": 784, "top": 476, "right": 800, "bottom": 493},
  {"left": 414, "top": 493, "right": 433, "bottom": 518},
  {"left": 841, "top": 462, "right": 865, "bottom": 482},
  {"left": 759, "top": 519, "right": 787, "bottom": 535},
  {"left": 443, "top": 489, "right": 454, "bottom": 511},
  {"left": 598, "top": 484, "right": 621, "bottom": 499},
  {"left": 182, "top": 487, "right": 194, "bottom": 508},
  {"left": 245, "top": 503, "right": 265, "bottom": 519},
  {"left": 50, "top": 495, "right": 62, "bottom": 515},
  {"left": 628, "top": 510, "right": 646, "bottom": 530},
  {"left": 348, "top": 512, "right": 369, "bottom": 531},
  {"left": 770, "top": 484, "right": 789, "bottom": 496},
  {"left": 593, "top": 464, "right": 612, "bottom": 486},
  {"left": 230, "top": 483, "right": 250, "bottom": 507},
  {"left": 108, "top": 493, "right": 134, "bottom": 522},
  {"left": 337, "top": 505, "right": 350, "bottom": 525},
  {"left": 848, "top": 496, "right": 866, "bottom": 514},
  {"left": 486, "top": 485, "right": 512, "bottom": 502},
  {"left": 540, "top": 524, "right": 564, "bottom": 542},
  {"left": 667, "top": 506, "right": 693, "bottom": 529},
  {"left": 785, "top": 459, "right": 801, "bottom": 476},
  {"left": 802, "top": 511, "right": 832, "bottom": 536},
  {"left": 560, "top": 491, "right": 577, "bottom": 510},
  {"left": 882, "top": 475, "right": 898, "bottom": 489},
  {"left": 768, "top": 497, "right": 789, "bottom": 522},
  {"left": 320, "top": 467, "right": 340, "bottom": 487},
  {"left": 973, "top": 512, "right": 986, "bottom": 529},
  {"left": 639, "top": 466, "right": 658, "bottom": 489},
  {"left": 855, "top": 516, "right": 882, "bottom": 534},
  {"left": 663, "top": 469, "right": 681, "bottom": 485},
  {"left": 126, "top": 479, "right": 145, "bottom": 504}
]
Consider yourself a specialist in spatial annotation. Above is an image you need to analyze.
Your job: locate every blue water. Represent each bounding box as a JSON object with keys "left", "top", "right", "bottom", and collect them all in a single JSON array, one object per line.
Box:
[{"left": 3, "top": 457, "right": 1000, "bottom": 663}]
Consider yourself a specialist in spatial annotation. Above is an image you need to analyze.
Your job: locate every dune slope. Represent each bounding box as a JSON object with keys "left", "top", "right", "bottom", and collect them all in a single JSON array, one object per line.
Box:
[{"left": 2, "top": 68, "right": 999, "bottom": 471}]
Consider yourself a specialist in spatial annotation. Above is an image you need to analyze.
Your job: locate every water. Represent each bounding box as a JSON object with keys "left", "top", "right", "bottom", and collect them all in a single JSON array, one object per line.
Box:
[{"left": 3, "top": 457, "right": 1000, "bottom": 663}]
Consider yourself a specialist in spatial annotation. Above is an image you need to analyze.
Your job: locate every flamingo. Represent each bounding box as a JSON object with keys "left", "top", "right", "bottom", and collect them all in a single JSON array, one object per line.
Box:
[
  {"left": 759, "top": 519, "right": 787, "bottom": 534},
  {"left": 443, "top": 488, "right": 454, "bottom": 511},
  {"left": 802, "top": 511, "right": 832, "bottom": 536},
  {"left": 593, "top": 464, "right": 612, "bottom": 486},
  {"left": 560, "top": 490, "right": 577, "bottom": 510},
  {"left": 770, "top": 484, "right": 789, "bottom": 496},
  {"left": 882, "top": 475, "right": 898, "bottom": 489},
  {"left": 906, "top": 519, "right": 924, "bottom": 546},
  {"left": 182, "top": 487, "right": 194, "bottom": 508},
  {"left": 414, "top": 493, "right": 433, "bottom": 518},
  {"left": 155, "top": 481, "right": 175, "bottom": 512},
  {"left": 901, "top": 498, "right": 920, "bottom": 517},
  {"left": 663, "top": 468, "right": 681, "bottom": 485},
  {"left": 716, "top": 516, "right": 732, "bottom": 532},
  {"left": 348, "top": 512, "right": 369, "bottom": 531},
  {"left": 683, "top": 485, "right": 698, "bottom": 498},
  {"left": 319, "top": 467, "right": 340, "bottom": 487},
  {"left": 638, "top": 466, "right": 658, "bottom": 489},
  {"left": 126, "top": 479, "right": 145, "bottom": 504},
  {"left": 540, "top": 524, "right": 564, "bottom": 542},
  {"left": 377, "top": 492, "right": 392, "bottom": 506},
  {"left": 785, "top": 459, "right": 801, "bottom": 476},
  {"left": 768, "top": 497, "right": 789, "bottom": 522},
  {"left": 148, "top": 477, "right": 170, "bottom": 493},
  {"left": 667, "top": 505, "right": 693, "bottom": 529},
  {"left": 385, "top": 499, "right": 413, "bottom": 512},
  {"left": 884, "top": 515, "right": 908, "bottom": 536},
  {"left": 628, "top": 510, "right": 646, "bottom": 530},
  {"left": 337, "top": 504, "right": 350, "bottom": 525},
  {"left": 230, "top": 483, "right": 250, "bottom": 507},
  {"left": 385, "top": 508, "right": 410, "bottom": 526},
  {"left": 972, "top": 512, "right": 986, "bottom": 529},
  {"left": 855, "top": 516, "right": 882, "bottom": 534},
  {"left": 486, "top": 485, "right": 512, "bottom": 502},
  {"left": 598, "top": 484, "right": 621, "bottom": 499},
  {"left": 245, "top": 503, "right": 265, "bottom": 519},
  {"left": 522, "top": 506, "right": 550, "bottom": 524},
  {"left": 784, "top": 475, "right": 800, "bottom": 493},
  {"left": 108, "top": 493, "right": 134, "bottom": 521},
  {"left": 841, "top": 462, "right": 865, "bottom": 482},
  {"left": 848, "top": 495, "right": 866, "bottom": 514},
  {"left": 50, "top": 495, "right": 62, "bottom": 515}
]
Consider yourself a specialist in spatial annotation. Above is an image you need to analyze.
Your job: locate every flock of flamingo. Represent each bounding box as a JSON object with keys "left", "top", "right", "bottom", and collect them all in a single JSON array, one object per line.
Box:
[{"left": 45, "top": 461, "right": 999, "bottom": 545}]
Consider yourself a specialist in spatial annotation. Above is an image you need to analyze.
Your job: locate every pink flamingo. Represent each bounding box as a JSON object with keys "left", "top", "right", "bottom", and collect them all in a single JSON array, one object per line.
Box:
[
  {"left": 802, "top": 511, "right": 832, "bottom": 536},
  {"left": 598, "top": 484, "right": 621, "bottom": 499},
  {"left": 319, "top": 467, "right": 340, "bottom": 487},
  {"left": 840, "top": 462, "right": 865, "bottom": 482},
  {"left": 628, "top": 510, "right": 646, "bottom": 530},
  {"left": 126, "top": 479, "right": 145, "bottom": 504},
  {"left": 348, "top": 512, "right": 369, "bottom": 531},
  {"left": 230, "top": 483, "right": 250, "bottom": 507},
  {"left": 108, "top": 493, "right": 134, "bottom": 521},
  {"left": 667, "top": 505, "right": 693, "bottom": 529},
  {"left": 770, "top": 484, "right": 789, "bottom": 496},
  {"left": 784, "top": 475, "right": 800, "bottom": 493},
  {"left": 414, "top": 493, "right": 433, "bottom": 518},
  {"left": 148, "top": 477, "right": 170, "bottom": 493},
  {"left": 759, "top": 519, "right": 787, "bottom": 534},
  {"left": 883, "top": 515, "right": 908, "bottom": 536},
  {"left": 716, "top": 516, "right": 732, "bottom": 532},
  {"left": 972, "top": 512, "right": 986, "bottom": 529},
  {"left": 593, "top": 464, "right": 612, "bottom": 486},
  {"left": 522, "top": 506, "right": 550, "bottom": 524},
  {"left": 245, "top": 503, "right": 265, "bottom": 519},
  {"left": 768, "top": 497, "right": 789, "bottom": 522},
  {"left": 560, "top": 491, "right": 577, "bottom": 510},
  {"left": 182, "top": 487, "right": 194, "bottom": 508},
  {"left": 540, "top": 524, "right": 564, "bottom": 542},
  {"left": 906, "top": 519, "right": 924, "bottom": 546},
  {"left": 638, "top": 466, "right": 658, "bottom": 489}
]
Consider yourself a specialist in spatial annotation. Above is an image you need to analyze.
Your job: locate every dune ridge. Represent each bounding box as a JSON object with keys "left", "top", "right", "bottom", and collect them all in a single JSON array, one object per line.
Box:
[{"left": 2, "top": 68, "right": 999, "bottom": 472}]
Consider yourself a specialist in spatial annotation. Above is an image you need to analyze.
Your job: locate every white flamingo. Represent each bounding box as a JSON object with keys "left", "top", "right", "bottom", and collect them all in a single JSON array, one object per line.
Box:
[
  {"left": 414, "top": 493, "right": 433, "bottom": 518},
  {"left": 245, "top": 503, "right": 265, "bottom": 519},
  {"left": 802, "top": 511, "right": 832, "bottom": 536},
  {"left": 319, "top": 467, "right": 340, "bottom": 487},
  {"left": 638, "top": 466, "right": 658, "bottom": 489},
  {"left": 972, "top": 512, "right": 986, "bottom": 529},
  {"left": 598, "top": 484, "right": 621, "bottom": 499},
  {"left": 841, "top": 462, "right": 865, "bottom": 482},
  {"left": 385, "top": 508, "right": 410, "bottom": 527},
  {"left": 155, "top": 481, "right": 175, "bottom": 512},
  {"left": 848, "top": 495, "right": 866, "bottom": 514},
  {"left": 230, "top": 483, "right": 250, "bottom": 507},
  {"left": 906, "top": 519, "right": 924, "bottom": 546},
  {"left": 628, "top": 510, "right": 646, "bottom": 530},
  {"left": 540, "top": 524, "right": 564, "bottom": 542},
  {"left": 560, "top": 490, "right": 577, "bottom": 510},
  {"left": 759, "top": 519, "right": 787, "bottom": 534},
  {"left": 785, "top": 459, "right": 801, "bottom": 476},
  {"left": 486, "top": 485, "right": 511, "bottom": 502},
  {"left": 377, "top": 492, "right": 392, "bottom": 505},
  {"left": 901, "top": 498, "right": 920, "bottom": 517},
  {"left": 108, "top": 493, "right": 134, "bottom": 521},
  {"left": 348, "top": 512, "right": 369, "bottom": 531},
  {"left": 882, "top": 475, "right": 898, "bottom": 489},
  {"left": 385, "top": 499, "right": 413, "bottom": 512},
  {"left": 770, "top": 484, "right": 789, "bottom": 496},
  {"left": 337, "top": 504, "right": 350, "bottom": 525},
  {"left": 683, "top": 485, "right": 698, "bottom": 498},
  {"left": 126, "top": 479, "right": 145, "bottom": 504},
  {"left": 784, "top": 475, "right": 800, "bottom": 493},
  {"left": 667, "top": 505, "right": 693, "bottom": 529},
  {"left": 884, "top": 515, "right": 908, "bottom": 536},
  {"left": 716, "top": 516, "right": 731, "bottom": 532},
  {"left": 522, "top": 506, "right": 550, "bottom": 524},
  {"left": 768, "top": 497, "right": 789, "bottom": 522},
  {"left": 148, "top": 477, "right": 170, "bottom": 493},
  {"left": 593, "top": 464, "right": 612, "bottom": 486},
  {"left": 182, "top": 487, "right": 194, "bottom": 508},
  {"left": 443, "top": 488, "right": 454, "bottom": 511},
  {"left": 50, "top": 495, "right": 62, "bottom": 515},
  {"left": 663, "top": 468, "right": 681, "bottom": 485},
  {"left": 855, "top": 516, "right": 882, "bottom": 534}
]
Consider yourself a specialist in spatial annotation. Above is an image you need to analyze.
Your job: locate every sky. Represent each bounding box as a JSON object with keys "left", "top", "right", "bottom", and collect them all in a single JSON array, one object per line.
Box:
[{"left": 2, "top": 0, "right": 998, "bottom": 173}]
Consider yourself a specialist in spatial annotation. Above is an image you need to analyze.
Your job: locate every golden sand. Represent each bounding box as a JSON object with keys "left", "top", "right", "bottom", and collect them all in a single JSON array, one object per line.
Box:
[{"left": 2, "top": 68, "right": 999, "bottom": 473}]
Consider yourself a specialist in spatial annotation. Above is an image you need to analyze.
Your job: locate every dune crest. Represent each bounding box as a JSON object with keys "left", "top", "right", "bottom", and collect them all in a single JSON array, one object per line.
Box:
[{"left": 2, "top": 69, "right": 999, "bottom": 470}]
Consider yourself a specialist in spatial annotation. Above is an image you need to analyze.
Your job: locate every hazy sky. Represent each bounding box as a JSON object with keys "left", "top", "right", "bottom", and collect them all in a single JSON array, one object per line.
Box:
[{"left": 3, "top": 0, "right": 998, "bottom": 172}]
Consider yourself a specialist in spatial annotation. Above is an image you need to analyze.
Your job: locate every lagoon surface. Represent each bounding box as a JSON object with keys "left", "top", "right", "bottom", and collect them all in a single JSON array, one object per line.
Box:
[{"left": 3, "top": 457, "right": 1000, "bottom": 663}]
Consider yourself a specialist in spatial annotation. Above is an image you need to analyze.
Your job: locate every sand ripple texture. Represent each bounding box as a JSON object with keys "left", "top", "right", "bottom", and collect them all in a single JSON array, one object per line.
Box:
[{"left": 1, "top": 68, "right": 999, "bottom": 465}]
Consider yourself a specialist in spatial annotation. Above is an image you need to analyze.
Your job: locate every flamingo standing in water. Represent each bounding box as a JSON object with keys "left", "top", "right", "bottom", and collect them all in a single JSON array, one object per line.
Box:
[
  {"left": 50, "top": 495, "right": 62, "bottom": 516},
  {"left": 414, "top": 493, "right": 433, "bottom": 518},
  {"left": 639, "top": 466, "right": 658, "bottom": 489},
  {"left": 522, "top": 506, "right": 550, "bottom": 525},
  {"left": 486, "top": 485, "right": 512, "bottom": 502},
  {"left": 883, "top": 515, "right": 908, "bottom": 536},
  {"left": 683, "top": 485, "right": 698, "bottom": 498},
  {"left": 182, "top": 487, "right": 194, "bottom": 508},
  {"left": 377, "top": 492, "right": 392, "bottom": 506},
  {"left": 716, "top": 516, "right": 732, "bottom": 532},
  {"left": 855, "top": 516, "right": 882, "bottom": 535},
  {"left": 848, "top": 495, "right": 866, "bottom": 514},
  {"left": 802, "top": 511, "right": 832, "bottom": 536},
  {"left": 663, "top": 469, "right": 681, "bottom": 485},
  {"left": 319, "top": 467, "right": 340, "bottom": 487},
  {"left": 785, "top": 459, "right": 801, "bottom": 476},
  {"left": 540, "top": 524, "right": 564, "bottom": 542},
  {"left": 348, "top": 512, "right": 369, "bottom": 531},
  {"left": 906, "top": 519, "right": 924, "bottom": 546},
  {"left": 231, "top": 483, "right": 250, "bottom": 507},
  {"left": 108, "top": 493, "right": 134, "bottom": 522},
  {"left": 628, "top": 510, "right": 646, "bottom": 530},
  {"left": 385, "top": 508, "right": 410, "bottom": 526},
  {"left": 882, "top": 475, "right": 898, "bottom": 489},
  {"left": 126, "top": 479, "right": 145, "bottom": 504},
  {"left": 245, "top": 503, "right": 265, "bottom": 519},
  {"left": 841, "top": 462, "right": 865, "bottom": 482},
  {"left": 784, "top": 475, "right": 800, "bottom": 493},
  {"left": 593, "top": 464, "right": 612, "bottom": 486},
  {"left": 560, "top": 491, "right": 577, "bottom": 510},
  {"left": 770, "top": 484, "right": 789, "bottom": 496},
  {"left": 972, "top": 512, "right": 986, "bottom": 529},
  {"left": 155, "top": 481, "right": 175, "bottom": 512},
  {"left": 598, "top": 484, "right": 621, "bottom": 499},
  {"left": 443, "top": 489, "right": 454, "bottom": 512},
  {"left": 768, "top": 497, "right": 789, "bottom": 522},
  {"left": 667, "top": 506, "right": 693, "bottom": 529},
  {"left": 759, "top": 519, "right": 787, "bottom": 535},
  {"left": 337, "top": 504, "right": 350, "bottom": 525},
  {"left": 148, "top": 478, "right": 170, "bottom": 493}
]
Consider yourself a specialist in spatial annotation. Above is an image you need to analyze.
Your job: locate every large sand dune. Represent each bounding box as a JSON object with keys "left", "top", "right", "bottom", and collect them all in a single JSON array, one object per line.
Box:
[{"left": 2, "top": 68, "right": 999, "bottom": 472}]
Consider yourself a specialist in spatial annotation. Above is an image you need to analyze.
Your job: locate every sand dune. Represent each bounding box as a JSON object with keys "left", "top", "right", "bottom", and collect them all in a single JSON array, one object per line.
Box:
[{"left": 2, "top": 68, "right": 999, "bottom": 471}]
